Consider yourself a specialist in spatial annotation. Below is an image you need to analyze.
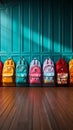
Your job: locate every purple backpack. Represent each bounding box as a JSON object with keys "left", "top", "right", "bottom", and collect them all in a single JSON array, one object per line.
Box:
[{"left": 43, "top": 58, "right": 55, "bottom": 85}]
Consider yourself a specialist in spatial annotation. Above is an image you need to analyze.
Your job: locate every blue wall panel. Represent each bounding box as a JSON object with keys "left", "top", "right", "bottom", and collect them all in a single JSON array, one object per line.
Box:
[
  {"left": 53, "top": 0, "right": 61, "bottom": 53},
  {"left": 1, "top": 10, "right": 6, "bottom": 53},
  {"left": 0, "top": 0, "right": 73, "bottom": 64},
  {"left": 42, "top": 0, "right": 51, "bottom": 53},
  {"left": 31, "top": 0, "right": 39, "bottom": 53},
  {"left": 12, "top": 5, "right": 20, "bottom": 53},
  {"left": 62, "top": 1, "right": 72, "bottom": 53},
  {"left": 22, "top": 0, "right": 30, "bottom": 53},
  {"left": 6, "top": 8, "right": 12, "bottom": 54}
]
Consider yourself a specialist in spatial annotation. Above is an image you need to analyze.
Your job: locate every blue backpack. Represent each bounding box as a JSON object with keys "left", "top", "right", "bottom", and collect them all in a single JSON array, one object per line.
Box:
[{"left": 16, "top": 57, "right": 28, "bottom": 84}]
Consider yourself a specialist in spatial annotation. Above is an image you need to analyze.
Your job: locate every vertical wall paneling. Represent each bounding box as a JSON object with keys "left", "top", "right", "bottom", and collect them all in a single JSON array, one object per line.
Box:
[
  {"left": 12, "top": 4, "right": 20, "bottom": 53},
  {"left": 53, "top": 0, "right": 61, "bottom": 54},
  {"left": 39, "top": 0, "right": 43, "bottom": 62},
  {"left": 22, "top": 0, "right": 30, "bottom": 53},
  {"left": 42, "top": 0, "right": 51, "bottom": 53},
  {"left": 31, "top": 0, "right": 39, "bottom": 53},
  {"left": 6, "top": 8, "right": 12, "bottom": 55},
  {"left": 1, "top": 10, "right": 6, "bottom": 53},
  {"left": 62, "top": 1, "right": 72, "bottom": 54},
  {"left": 0, "top": 0, "right": 73, "bottom": 63}
]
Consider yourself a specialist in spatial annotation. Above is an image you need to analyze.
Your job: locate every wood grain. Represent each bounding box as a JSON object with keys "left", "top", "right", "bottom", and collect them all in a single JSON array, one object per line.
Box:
[{"left": 0, "top": 87, "right": 73, "bottom": 130}]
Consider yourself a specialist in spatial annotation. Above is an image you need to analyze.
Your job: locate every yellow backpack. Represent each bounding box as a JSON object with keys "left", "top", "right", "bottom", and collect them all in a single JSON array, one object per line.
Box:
[
  {"left": 69, "top": 59, "right": 73, "bottom": 84},
  {"left": 2, "top": 58, "right": 15, "bottom": 84}
]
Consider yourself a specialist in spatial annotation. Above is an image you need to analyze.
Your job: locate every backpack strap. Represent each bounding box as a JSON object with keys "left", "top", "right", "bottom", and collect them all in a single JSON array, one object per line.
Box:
[
  {"left": 46, "top": 59, "right": 48, "bottom": 64},
  {"left": 6, "top": 58, "right": 15, "bottom": 67},
  {"left": 21, "top": 57, "right": 25, "bottom": 65},
  {"left": 36, "top": 59, "right": 38, "bottom": 65},
  {"left": 33, "top": 58, "right": 35, "bottom": 64},
  {"left": 33, "top": 58, "right": 38, "bottom": 65},
  {"left": 17, "top": 57, "right": 26, "bottom": 66},
  {"left": 61, "top": 59, "right": 66, "bottom": 65},
  {"left": 47, "top": 58, "right": 54, "bottom": 66}
]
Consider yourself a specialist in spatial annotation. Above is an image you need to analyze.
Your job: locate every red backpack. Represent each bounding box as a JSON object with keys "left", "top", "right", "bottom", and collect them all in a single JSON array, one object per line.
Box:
[
  {"left": 56, "top": 59, "right": 68, "bottom": 73},
  {"left": 56, "top": 59, "right": 68, "bottom": 84},
  {"left": 0, "top": 62, "right": 3, "bottom": 82}
]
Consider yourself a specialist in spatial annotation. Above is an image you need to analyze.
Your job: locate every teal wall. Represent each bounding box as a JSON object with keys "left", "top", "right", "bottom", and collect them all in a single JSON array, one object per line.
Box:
[{"left": 0, "top": 0, "right": 73, "bottom": 64}]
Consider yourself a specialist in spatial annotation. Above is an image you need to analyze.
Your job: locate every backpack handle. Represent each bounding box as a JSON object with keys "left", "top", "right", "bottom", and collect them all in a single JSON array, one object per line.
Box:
[
  {"left": 20, "top": 57, "right": 26, "bottom": 65},
  {"left": 60, "top": 59, "right": 66, "bottom": 65},
  {"left": 46, "top": 58, "right": 54, "bottom": 66},
  {"left": 5, "top": 58, "right": 14, "bottom": 67},
  {"left": 33, "top": 58, "right": 38, "bottom": 65},
  {"left": 46, "top": 59, "right": 48, "bottom": 64},
  {"left": 36, "top": 60, "right": 38, "bottom": 65}
]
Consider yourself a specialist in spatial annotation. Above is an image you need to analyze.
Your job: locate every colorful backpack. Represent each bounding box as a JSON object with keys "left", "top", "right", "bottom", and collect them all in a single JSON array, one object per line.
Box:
[
  {"left": 56, "top": 59, "right": 68, "bottom": 84},
  {"left": 16, "top": 57, "right": 28, "bottom": 84},
  {"left": 29, "top": 58, "right": 41, "bottom": 86},
  {"left": 2, "top": 58, "right": 15, "bottom": 84},
  {"left": 0, "top": 61, "right": 3, "bottom": 82},
  {"left": 43, "top": 58, "right": 55, "bottom": 86},
  {"left": 69, "top": 59, "right": 73, "bottom": 84}
]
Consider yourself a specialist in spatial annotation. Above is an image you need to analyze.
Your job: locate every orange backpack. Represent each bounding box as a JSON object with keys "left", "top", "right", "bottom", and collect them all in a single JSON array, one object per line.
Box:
[
  {"left": 2, "top": 58, "right": 15, "bottom": 85},
  {"left": 69, "top": 59, "right": 73, "bottom": 84}
]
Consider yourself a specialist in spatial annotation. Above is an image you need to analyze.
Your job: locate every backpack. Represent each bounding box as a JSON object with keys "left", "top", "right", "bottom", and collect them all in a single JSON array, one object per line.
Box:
[
  {"left": 16, "top": 57, "right": 28, "bottom": 84},
  {"left": 56, "top": 59, "right": 68, "bottom": 84},
  {"left": 0, "top": 61, "right": 3, "bottom": 82},
  {"left": 29, "top": 58, "right": 41, "bottom": 85},
  {"left": 2, "top": 58, "right": 15, "bottom": 84},
  {"left": 43, "top": 58, "right": 55, "bottom": 85},
  {"left": 69, "top": 59, "right": 73, "bottom": 84}
]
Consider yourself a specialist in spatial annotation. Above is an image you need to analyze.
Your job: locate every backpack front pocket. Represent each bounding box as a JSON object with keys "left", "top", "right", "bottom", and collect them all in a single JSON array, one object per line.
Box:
[
  {"left": 29, "top": 76, "right": 41, "bottom": 84},
  {"left": 57, "top": 73, "right": 68, "bottom": 84},
  {"left": 43, "top": 76, "right": 55, "bottom": 83},
  {"left": 16, "top": 76, "right": 27, "bottom": 83}
]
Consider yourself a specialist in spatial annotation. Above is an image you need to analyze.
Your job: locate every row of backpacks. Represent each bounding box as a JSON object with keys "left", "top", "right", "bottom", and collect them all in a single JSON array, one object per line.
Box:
[{"left": 0, "top": 57, "right": 73, "bottom": 86}]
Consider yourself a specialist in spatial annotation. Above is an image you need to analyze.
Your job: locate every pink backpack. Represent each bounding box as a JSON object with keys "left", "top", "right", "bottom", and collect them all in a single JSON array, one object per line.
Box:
[
  {"left": 43, "top": 58, "right": 55, "bottom": 85},
  {"left": 29, "top": 58, "right": 41, "bottom": 85}
]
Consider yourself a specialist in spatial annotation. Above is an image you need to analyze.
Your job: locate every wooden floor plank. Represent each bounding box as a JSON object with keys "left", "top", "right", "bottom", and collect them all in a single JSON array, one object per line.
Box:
[
  {"left": 33, "top": 88, "right": 42, "bottom": 130},
  {"left": 8, "top": 88, "right": 26, "bottom": 130},
  {"left": 0, "top": 87, "right": 73, "bottom": 130},
  {"left": 0, "top": 89, "right": 14, "bottom": 116},
  {"left": 15, "top": 88, "right": 31, "bottom": 130},
  {"left": 0, "top": 89, "right": 16, "bottom": 129}
]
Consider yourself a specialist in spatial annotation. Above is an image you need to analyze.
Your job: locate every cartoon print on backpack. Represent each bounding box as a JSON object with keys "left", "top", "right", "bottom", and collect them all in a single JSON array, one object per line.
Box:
[
  {"left": 43, "top": 58, "right": 55, "bottom": 86},
  {"left": 56, "top": 59, "right": 68, "bottom": 85},
  {"left": 69, "top": 59, "right": 73, "bottom": 85},
  {"left": 2, "top": 58, "right": 15, "bottom": 86},
  {"left": 0, "top": 61, "right": 3, "bottom": 83},
  {"left": 16, "top": 57, "right": 28, "bottom": 85},
  {"left": 29, "top": 58, "right": 41, "bottom": 86}
]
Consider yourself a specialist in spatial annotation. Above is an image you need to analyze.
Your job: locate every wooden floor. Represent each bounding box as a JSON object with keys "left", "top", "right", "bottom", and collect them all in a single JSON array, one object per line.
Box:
[{"left": 0, "top": 87, "right": 73, "bottom": 130}]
